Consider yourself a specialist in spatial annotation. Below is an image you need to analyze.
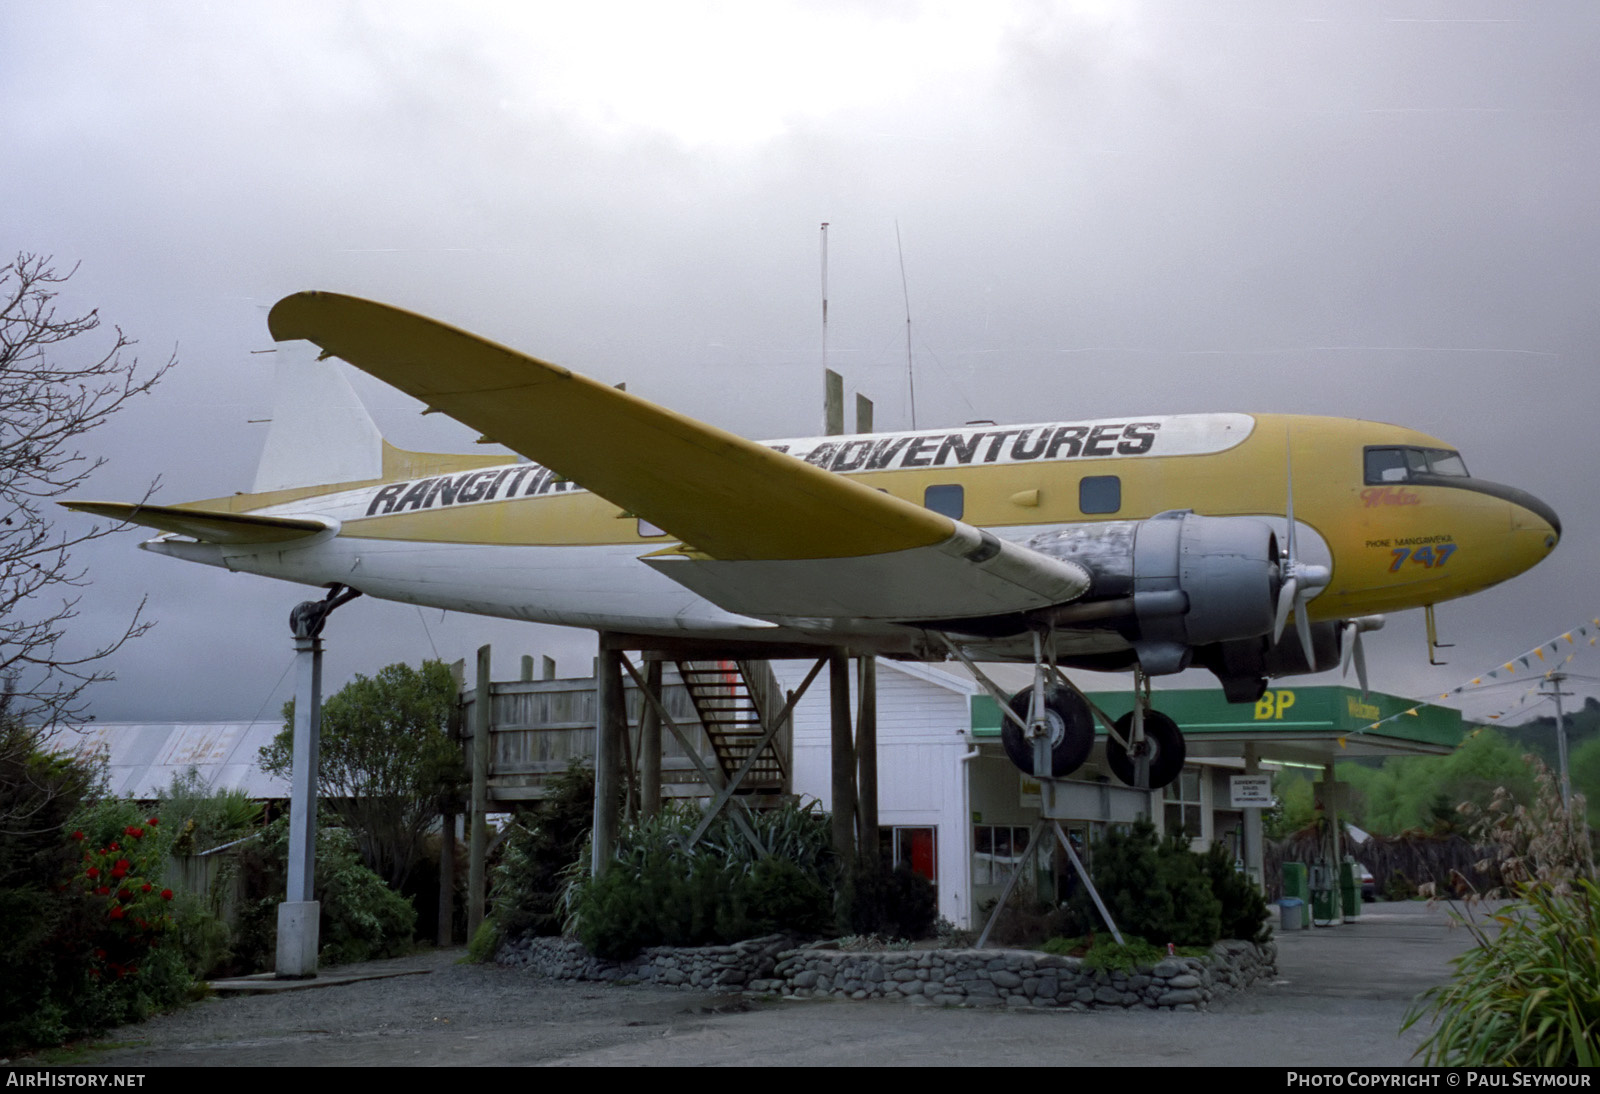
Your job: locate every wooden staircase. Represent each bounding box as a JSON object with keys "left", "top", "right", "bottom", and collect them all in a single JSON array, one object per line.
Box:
[{"left": 674, "top": 660, "right": 789, "bottom": 794}]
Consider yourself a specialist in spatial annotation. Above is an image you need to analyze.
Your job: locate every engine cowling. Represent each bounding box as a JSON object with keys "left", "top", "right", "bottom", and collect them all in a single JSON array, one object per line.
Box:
[{"left": 1026, "top": 511, "right": 1282, "bottom": 674}]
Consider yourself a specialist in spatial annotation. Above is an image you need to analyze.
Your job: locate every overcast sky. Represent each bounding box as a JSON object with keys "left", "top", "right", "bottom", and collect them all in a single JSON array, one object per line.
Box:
[{"left": 5, "top": 1, "right": 1597, "bottom": 729}]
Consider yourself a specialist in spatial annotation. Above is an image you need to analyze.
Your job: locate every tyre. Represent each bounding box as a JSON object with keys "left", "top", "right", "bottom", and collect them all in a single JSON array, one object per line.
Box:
[
  {"left": 1106, "top": 709, "right": 1185, "bottom": 789},
  {"left": 1001, "top": 686, "right": 1094, "bottom": 778}
]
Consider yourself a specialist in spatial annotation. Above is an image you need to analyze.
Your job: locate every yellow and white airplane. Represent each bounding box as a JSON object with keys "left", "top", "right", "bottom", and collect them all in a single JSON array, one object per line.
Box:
[{"left": 67, "top": 292, "right": 1561, "bottom": 788}]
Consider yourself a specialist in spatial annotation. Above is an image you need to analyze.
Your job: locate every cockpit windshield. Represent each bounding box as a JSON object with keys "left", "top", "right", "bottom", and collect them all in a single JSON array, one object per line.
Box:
[{"left": 1364, "top": 446, "right": 1470, "bottom": 484}]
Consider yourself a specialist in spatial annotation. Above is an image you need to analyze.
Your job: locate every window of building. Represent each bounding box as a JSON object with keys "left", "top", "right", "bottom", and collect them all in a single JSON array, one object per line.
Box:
[
  {"left": 972, "top": 824, "right": 1036, "bottom": 886},
  {"left": 924, "top": 484, "right": 963, "bottom": 519},
  {"left": 1079, "top": 475, "right": 1121, "bottom": 514},
  {"left": 1163, "top": 766, "right": 1203, "bottom": 840}
]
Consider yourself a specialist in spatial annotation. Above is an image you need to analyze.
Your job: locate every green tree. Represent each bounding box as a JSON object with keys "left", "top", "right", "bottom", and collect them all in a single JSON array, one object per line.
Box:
[
  {"left": 1341, "top": 729, "right": 1535, "bottom": 835},
  {"left": 1569, "top": 734, "right": 1600, "bottom": 829},
  {"left": 262, "top": 661, "right": 462, "bottom": 890}
]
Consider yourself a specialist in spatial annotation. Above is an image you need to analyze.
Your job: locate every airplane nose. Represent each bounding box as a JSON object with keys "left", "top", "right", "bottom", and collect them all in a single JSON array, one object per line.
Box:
[{"left": 1510, "top": 488, "right": 1560, "bottom": 545}]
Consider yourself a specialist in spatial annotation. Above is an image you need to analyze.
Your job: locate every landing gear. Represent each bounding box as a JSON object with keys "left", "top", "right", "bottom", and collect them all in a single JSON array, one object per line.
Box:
[
  {"left": 932, "top": 629, "right": 1189, "bottom": 787},
  {"left": 1001, "top": 686, "right": 1094, "bottom": 778},
  {"left": 1107, "top": 709, "right": 1185, "bottom": 790}
]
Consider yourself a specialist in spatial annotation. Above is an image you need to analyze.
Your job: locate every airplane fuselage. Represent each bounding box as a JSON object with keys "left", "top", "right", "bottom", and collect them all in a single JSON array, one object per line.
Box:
[{"left": 144, "top": 411, "right": 1558, "bottom": 674}]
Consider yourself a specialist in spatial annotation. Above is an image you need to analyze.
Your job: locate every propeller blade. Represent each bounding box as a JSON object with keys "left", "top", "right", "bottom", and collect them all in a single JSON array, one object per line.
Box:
[
  {"left": 1274, "top": 576, "right": 1298, "bottom": 642},
  {"left": 1353, "top": 629, "right": 1369, "bottom": 696},
  {"left": 1296, "top": 605, "right": 1316, "bottom": 669}
]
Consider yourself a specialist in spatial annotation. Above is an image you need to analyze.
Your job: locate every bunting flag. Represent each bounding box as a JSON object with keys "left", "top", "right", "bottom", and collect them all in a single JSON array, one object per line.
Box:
[{"left": 1355, "top": 614, "right": 1599, "bottom": 736}]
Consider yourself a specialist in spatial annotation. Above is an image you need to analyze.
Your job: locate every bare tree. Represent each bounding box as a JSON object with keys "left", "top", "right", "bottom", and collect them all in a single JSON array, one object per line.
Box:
[{"left": 0, "top": 254, "right": 172, "bottom": 728}]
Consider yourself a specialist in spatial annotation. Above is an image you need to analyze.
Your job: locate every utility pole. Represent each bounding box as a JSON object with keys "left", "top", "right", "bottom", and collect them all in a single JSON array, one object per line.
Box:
[{"left": 1543, "top": 672, "right": 1574, "bottom": 810}]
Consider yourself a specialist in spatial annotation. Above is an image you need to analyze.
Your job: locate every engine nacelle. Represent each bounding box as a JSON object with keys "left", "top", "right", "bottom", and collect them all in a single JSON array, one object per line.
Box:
[
  {"left": 1027, "top": 511, "right": 1281, "bottom": 674},
  {"left": 1198, "top": 622, "right": 1343, "bottom": 703}
]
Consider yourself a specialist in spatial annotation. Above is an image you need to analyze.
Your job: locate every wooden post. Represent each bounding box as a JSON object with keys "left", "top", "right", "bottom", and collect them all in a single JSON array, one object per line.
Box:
[
  {"left": 824, "top": 369, "right": 844, "bottom": 436},
  {"left": 542, "top": 655, "right": 556, "bottom": 680},
  {"left": 591, "top": 639, "right": 624, "bottom": 877},
  {"left": 639, "top": 659, "right": 662, "bottom": 818},
  {"left": 437, "top": 658, "right": 464, "bottom": 946},
  {"left": 855, "top": 655, "right": 879, "bottom": 863},
  {"left": 855, "top": 393, "right": 873, "bottom": 434},
  {"left": 466, "top": 645, "right": 491, "bottom": 938},
  {"left": 829, "top": 649, "right": 856, "bottom": 867},
  {"left": 519, "top": 654, "right": 534, "bottom": 682}
]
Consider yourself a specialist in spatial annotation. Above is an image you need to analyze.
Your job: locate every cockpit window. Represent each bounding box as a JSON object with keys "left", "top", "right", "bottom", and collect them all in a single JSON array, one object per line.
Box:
[{"left": 1364, "top": 446, "right": 1470, "bottom": 484}]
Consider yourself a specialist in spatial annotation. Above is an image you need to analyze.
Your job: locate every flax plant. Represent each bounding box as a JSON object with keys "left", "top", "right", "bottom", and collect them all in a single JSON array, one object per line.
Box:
[{"left": 1404, "top": 758, "right": 1597, "bottom": 1065}]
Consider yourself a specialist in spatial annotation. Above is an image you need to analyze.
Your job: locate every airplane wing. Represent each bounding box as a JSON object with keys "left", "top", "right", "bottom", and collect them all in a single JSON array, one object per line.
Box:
[
  {"left": 62, "top": 502, "right": 329, "bottom": 546},
  {"left": 266, "top": 292, "right": 1089, "bottom": 622}
]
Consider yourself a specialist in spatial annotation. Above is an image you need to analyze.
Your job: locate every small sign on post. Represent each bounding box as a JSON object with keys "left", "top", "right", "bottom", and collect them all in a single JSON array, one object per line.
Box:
[{"left": 1230, "top": 774, "right": 1274, "bottom": 809}]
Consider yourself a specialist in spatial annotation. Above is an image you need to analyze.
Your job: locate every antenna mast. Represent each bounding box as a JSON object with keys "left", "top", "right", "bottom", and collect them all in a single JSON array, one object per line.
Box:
[
  {"left": 896, "top": 220, "right": 918, "bottom": 429},
  {"left": 821, "top": 223, "right": 831, "bottom": 433}
]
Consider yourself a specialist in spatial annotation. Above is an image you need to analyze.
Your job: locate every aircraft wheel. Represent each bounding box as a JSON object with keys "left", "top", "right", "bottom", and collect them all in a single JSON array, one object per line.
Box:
[
  {"left": 1002, "top": 686, "right": 1094, "bottom": 778},
  {"left": 1107, "top": 710, "right": 1186, "bottom": 790}
]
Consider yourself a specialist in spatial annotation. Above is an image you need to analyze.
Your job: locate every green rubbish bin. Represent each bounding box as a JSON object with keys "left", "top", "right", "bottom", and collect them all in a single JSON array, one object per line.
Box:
[{"left": 1340, "top": 860, "right": 1361, "bottom": 918}]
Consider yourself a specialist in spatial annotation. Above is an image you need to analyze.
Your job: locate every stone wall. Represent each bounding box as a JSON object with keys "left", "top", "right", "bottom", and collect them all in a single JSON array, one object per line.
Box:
[{"left": 498, "top": 935, "right": 1276, "bottom": 1011}]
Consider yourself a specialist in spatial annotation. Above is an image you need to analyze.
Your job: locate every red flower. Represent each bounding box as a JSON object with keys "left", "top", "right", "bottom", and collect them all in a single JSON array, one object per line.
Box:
[
  {"left": 118, "top": 888, "right": 133, "bottom": 900},
  {"left": 147, "top": 817, "right": 159, "bottom": 827},
  {"left": 95, "top": 948, "right": 107, "bottom": 959},
  {"left": 71, "top": 830, "right": 85, "bottom": 841},
  {"left": 95, "top": 885, "right": 110, "bottom": 896},
  {"left": 160, "top": 889, "right": 173, "bottom": 901},
  {"left": 141, "top": 883, "right": 152, "bottom": 893},
  {"left": 86, "top": 866, "right": 100, "bottom": 879},
  {"left": 109, "top": 906, "right": 125, "bottom": 919},
  {"left": 109, "top": 842, "right": 119, "bottom": 851}
]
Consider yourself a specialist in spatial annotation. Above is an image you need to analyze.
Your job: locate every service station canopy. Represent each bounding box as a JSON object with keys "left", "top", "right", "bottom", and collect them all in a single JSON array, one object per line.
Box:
[{"left": 971, "top": 684, "right": 1462, "bottom": 768}]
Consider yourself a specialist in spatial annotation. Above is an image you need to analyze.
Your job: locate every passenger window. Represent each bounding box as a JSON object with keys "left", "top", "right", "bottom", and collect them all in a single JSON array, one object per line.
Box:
[
  {"left": 1079, "top": 475, "right": 1120, "bottom": 514},
  {"left": 924, "top": 484, "right": 964, "bottom": 519}
]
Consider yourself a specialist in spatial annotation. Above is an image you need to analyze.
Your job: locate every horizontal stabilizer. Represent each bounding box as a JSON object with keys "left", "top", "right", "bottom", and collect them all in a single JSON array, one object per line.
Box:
[{"left": 62, "top": 502, "right": 329, "bottom": 546}]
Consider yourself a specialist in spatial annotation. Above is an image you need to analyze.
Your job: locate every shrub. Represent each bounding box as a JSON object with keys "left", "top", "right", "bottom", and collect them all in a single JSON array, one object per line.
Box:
[
  {"left": 487, "top": 761, "right": 594, "bottom": 948},
  {"left": 1404, "top": 756, "right": 1596, "bottom": 1065},
  {"left": 565, "top": 799, "right": 837, "bottom": 959},
  {"left": 847, "top": 857, "right": 937, "bottom": 941},
  {"left": 1405, "top": 880, "right": 1598, "bottom": 1065},
  {"left": 232, "top": 815, "right": 416, "bottom": 972},
  {"left": 0, "top": 721, "right": 101, "bottom": 1053},
  {"left": 1202, "top": 842, "right": 1271, "bottom": 943},
  {"left": 1066, "top": 820, "right": 1226, "bottom": 948}
]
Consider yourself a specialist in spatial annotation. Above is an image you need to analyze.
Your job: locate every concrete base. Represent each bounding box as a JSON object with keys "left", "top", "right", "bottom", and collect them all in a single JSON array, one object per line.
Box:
[{"left": 275, "top": 900, "right": 320, "bottom": 979}]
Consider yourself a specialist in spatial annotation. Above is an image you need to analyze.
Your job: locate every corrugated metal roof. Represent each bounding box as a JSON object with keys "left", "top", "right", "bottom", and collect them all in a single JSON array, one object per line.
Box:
[{"left": 52, "top": 722, "right": 290, "bottom": 800}]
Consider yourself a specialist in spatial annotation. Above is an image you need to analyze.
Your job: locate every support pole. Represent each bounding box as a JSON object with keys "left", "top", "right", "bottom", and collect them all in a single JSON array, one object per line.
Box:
[
  {"left": 1242, "top": 743, "right": 1264, "bottom": 892},
  {"left": 591, "top": 639, "right": 625, "bottom": 877},
  {"left": 856, "top": 656, "right": 879, "bottom": 862},
  {"left": 829, "top": 649, "right": 856, "bottom": 867},
  {"left": 276, "top": 584, "right": 360, "bottom": 979},
  {"left": 467, "top": 644, "right": 491, "bottom": 939},
  {"left": 639, "top": 659, "right": 662, "bottom": 818},
  {"left": 277, "top": 632, "right": 322, "bottom": 978}
]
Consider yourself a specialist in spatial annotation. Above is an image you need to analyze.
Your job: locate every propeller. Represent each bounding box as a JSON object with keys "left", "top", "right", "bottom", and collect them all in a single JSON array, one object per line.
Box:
[
  {"left": 1272, "top": 439, "right": 1330, "bottom": 668},
  {"left": 1340, "top": 615, "right": 1386, "bottom": 696}
]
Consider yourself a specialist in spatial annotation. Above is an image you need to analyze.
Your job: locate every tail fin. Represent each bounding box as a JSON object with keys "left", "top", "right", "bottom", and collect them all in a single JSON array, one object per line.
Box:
[{"left": 252, "top": 340, "right": 384, "bottom": 493}]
